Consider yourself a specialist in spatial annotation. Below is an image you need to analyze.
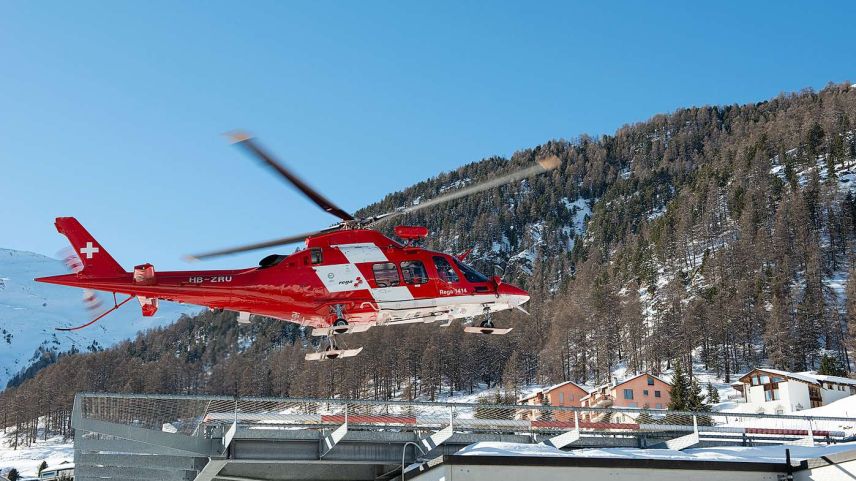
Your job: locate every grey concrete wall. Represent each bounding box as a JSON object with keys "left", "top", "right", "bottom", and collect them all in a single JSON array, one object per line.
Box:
[
  {"left": 412, "top": 464, "right": 782, "bottom": 481},
  {"left": 795, "top": 458, "right": 856, "bottom": 481}
]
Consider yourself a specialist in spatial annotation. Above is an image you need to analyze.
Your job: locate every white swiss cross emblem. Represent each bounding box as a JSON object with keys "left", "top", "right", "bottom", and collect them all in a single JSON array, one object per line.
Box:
[{"left": 79, "top": 241, "right": 100, "bottom": 259}]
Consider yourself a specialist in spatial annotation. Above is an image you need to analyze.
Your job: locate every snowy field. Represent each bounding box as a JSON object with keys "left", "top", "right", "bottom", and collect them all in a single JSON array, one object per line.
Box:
[{"left": 0, "top": 431, "right": 72, "bottom": 478}]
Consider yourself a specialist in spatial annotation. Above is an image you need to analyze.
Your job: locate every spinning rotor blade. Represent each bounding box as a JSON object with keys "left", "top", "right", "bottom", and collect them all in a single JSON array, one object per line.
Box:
[
  {"left": 185, "top": 227, "right": 337, "bottom": 261},
  {"left": 228, "top": 131, "right": 355, "bottom": 222},
  {"left": 369, "top": 155, "right": 561, "bottom": 225}
]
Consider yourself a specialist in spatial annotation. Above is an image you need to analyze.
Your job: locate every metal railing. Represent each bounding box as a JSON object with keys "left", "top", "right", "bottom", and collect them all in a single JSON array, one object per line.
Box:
[{"left": 74, "top": 392, "right": 856, "bottom": 444}]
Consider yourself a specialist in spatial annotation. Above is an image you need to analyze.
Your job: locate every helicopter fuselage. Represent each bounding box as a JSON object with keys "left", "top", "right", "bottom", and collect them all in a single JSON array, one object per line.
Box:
[{"left": 37, "top": 220, "right": 530, "bottom": 329}]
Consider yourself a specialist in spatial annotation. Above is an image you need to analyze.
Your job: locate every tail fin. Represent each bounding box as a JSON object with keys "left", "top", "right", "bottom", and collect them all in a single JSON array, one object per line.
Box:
[{"left": 54, "top": 217, "right": 126, "bottom": 276}]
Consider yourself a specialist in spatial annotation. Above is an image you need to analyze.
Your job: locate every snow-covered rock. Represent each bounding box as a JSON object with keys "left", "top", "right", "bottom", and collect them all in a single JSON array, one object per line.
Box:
[{"left": 0, "top": 248, "right": 198, "bottom": 387}]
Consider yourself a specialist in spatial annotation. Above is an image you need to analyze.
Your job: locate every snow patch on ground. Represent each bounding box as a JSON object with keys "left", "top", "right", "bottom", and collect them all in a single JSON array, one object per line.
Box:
[
  {"left": 457, "top": 440, "right": 856, "bottom": 463},
  {"left": 0, "top": 431, "right": 72, "bottom": 477},
  {"left": 0, "top": 248, "right": 199, "bottom": 386}
]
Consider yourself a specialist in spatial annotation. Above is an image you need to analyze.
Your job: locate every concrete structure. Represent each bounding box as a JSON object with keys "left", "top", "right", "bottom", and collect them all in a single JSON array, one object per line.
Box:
[
  {"left": 69, "top": 392, "right": 855, "bottom": 481},
  {"left": 405, "top": 450, "right": 856, "bottom": 481},
  {"left": 580, "top": 373, "right": 672, "bottom": 422},
  {"left": 736, "top": 368, "right": 856, "bottom": 414},
  {"left": 516, "top": 381, "right": 591, "bottom": 421}
]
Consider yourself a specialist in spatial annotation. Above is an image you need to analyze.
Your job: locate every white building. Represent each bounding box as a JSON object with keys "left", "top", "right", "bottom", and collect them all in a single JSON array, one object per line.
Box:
[{"left": 736, "top": 368, "right": 856, "bottom": 414}]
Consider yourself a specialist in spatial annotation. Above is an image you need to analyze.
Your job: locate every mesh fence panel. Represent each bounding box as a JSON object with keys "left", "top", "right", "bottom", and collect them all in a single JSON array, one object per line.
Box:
[{"left": 77, "top": 393, "right": 856, "bottom": 442}]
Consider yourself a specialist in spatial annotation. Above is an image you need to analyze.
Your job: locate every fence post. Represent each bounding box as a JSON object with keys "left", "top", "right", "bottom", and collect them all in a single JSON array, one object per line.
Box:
[{"left": 808, "top": 418, "right": 815, "bottom": 447}]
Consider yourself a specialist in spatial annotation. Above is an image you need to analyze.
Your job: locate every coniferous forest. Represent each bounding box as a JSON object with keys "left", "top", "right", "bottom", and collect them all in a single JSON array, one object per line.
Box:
[{"left": 3, "top": 82, "right": 856, "bottom": 441}]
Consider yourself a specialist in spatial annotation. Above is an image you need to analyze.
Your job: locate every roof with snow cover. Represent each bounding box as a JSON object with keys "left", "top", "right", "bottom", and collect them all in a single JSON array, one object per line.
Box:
[{"left": 738, "top": 368, "right": 856, "bottom": 387}]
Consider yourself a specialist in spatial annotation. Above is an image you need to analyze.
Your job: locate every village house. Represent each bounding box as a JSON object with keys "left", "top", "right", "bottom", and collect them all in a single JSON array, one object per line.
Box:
[
  {"left": 735, "top": 368, "right": 856, "bottom": 414},
  {"left": 516, "top": 381, "right": 592, "bottom": 422},
  {"left": 580, "top": 373, "right": 672, "bottom": 423}
]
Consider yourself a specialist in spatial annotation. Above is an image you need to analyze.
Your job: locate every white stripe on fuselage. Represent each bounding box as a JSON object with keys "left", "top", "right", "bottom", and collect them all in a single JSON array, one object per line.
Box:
[
  {"left": 334, "top": 243, "right": 389, "bottom": 263},
  {"left": 314, "top": 244, "right": 415, "bottom": 301},
  {"left": 312, "top": 264, "right": 365, "bottom": 292}
]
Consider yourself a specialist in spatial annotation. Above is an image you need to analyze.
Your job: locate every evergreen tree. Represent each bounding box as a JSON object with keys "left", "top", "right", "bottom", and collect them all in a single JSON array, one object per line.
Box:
[
  {"left": 37, "top": 461, "right": 48, "bottom": 476},
  {"left": 668, "top": 360, "right": 689, "bottom": 411},
  {"left": 7, "top": 468, "right": 20, "bottom": 481},
  {"left": 818, "top": 354, "right": 846, "bottom": 376},
  {"left": 686, "top": 377, "right": 709, "bottom": 412},
  {"left": 706, "top": 382, "right": 720, "bottom": 404},
  {"left": 539, "top": 394, "right": 554, "bottom": 421}
]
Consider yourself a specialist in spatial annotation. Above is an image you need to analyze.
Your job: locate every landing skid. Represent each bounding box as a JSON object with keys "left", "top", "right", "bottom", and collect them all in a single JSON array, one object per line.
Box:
[
  {"left": 305, "top": 347, "right": 363, "bottom": 361},
  {"left": 311, "top": 323, "right": 372, "bottom": 337},
  {"left": 463, "top": 326, "right": 513, "bottom": 335}
]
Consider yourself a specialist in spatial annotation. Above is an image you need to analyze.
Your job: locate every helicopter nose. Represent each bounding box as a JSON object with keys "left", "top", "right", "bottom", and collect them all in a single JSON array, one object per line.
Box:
[{"left": 498, "top": 283, "right": 530, "bottom": 307}]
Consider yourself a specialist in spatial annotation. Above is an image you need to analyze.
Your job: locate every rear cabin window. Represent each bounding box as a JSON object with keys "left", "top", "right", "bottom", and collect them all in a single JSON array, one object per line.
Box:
[
  {"left": 310, "top": 248, "right": 323, "bottom": 265},
  {"left": 372, "top": 263, "right": 401, "bottom": 287},
  {"left": 433, "top": 256, "right": 459, "bottom": 283},
  {"left": 400, "top": 261, "right": 428, "bottom": 285}
]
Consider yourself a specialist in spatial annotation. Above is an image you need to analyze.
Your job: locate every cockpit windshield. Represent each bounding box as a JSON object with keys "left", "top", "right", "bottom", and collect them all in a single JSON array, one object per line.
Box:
[{"left": 453, "top": 258, "right": 489, "bottom": 283}]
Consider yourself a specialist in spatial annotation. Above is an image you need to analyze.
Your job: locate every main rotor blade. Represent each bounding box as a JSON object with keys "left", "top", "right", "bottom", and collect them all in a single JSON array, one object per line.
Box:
[
  {"left": 228, "top": 131, "right": 355, "bottom": 222},
  {"left": 185, "top": 228, "right": 334, "bottom": 261},
  {"left": 369, "top": 155, "right": 561, "bottom": 225}
]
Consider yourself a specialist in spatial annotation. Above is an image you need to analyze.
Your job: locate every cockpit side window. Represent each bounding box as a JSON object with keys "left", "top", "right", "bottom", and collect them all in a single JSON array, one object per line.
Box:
[
  {"left": 433, "top": 256, "right": 459, "bottom": 283},
  {"left": 400, "top": 260, "right": 428, "bottom": 285},
  {"left": 453, "top": 258, "right": 489, "bottom": 282}
]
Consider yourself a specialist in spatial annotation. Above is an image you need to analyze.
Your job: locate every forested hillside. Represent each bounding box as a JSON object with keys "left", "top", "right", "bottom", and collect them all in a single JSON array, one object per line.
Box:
[{"left": 3, "top": 82, "right": 856, "bottom": 443}]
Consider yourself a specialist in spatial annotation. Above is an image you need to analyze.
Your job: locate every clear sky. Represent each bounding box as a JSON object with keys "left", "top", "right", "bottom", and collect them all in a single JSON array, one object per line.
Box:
[{"left": 1, "top": 1, "right": 854, "bottom": 270}]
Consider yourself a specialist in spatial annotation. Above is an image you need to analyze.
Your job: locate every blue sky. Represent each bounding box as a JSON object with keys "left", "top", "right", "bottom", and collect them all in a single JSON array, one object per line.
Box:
[{"left": 2, "top": 1, "right": 854, "bottom": 270}]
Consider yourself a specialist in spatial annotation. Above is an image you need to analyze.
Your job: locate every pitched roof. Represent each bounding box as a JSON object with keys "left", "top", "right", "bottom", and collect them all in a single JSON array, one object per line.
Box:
[
  {"left": 579, "top": 373, "right": 671, "bottom": 400},
  {"left": 517, "top": 380, "right": 593, "bottom": 403},
  {"left": 739, "top": 368, "right": 856, "bottom": 386}
]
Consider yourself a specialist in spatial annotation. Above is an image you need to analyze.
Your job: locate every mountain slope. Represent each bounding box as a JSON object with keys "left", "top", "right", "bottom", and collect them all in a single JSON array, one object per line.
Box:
[
  {"left": 0, "top": 248, "right": 197, "bottom": 387},
  {"left": 2, "top": 83, "right": 856, "bottom": 443}
]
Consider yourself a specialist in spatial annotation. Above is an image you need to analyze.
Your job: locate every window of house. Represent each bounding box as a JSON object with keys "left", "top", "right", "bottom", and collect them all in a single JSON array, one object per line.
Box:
[
  {"left": 558, "top": 392, "right": 564, "bottom": 404},
  {"left": 655, "top": 391, "right": 661, "bottom": 398},
  {"left": 433, "top": 256, "right": 459, "bottom": 283},
  {"left": 647, "top": 377, "right": 655, "bottom": 386},
  {"left": 372, "top": 263, "right": 401, "bottom": 287},
  {"left": 624, "top": 389, "right": 633, "bottom": 400},
  {"left": 643, "top": 390, "right": 649, "bottom": 396},
  {"left": 760, "top": 375, "right": 770, "bottom": 384},
  {"left": 400, "top": 261, "right": 428, "bottom": 285},
  {"left": 655, "top": 403, "right": 663, "bottom": 409},
  {"left": 772, "top": 376, "right": 785, "bottom": 383},
  {"left": 763, "top": 383, "right": 780, "bottom": 401},
  {"left": 628, "top": 402, "right": 638, "bottom": 408},
  {"left": 310, "top": 248, "right": 323, "bottom": 264}
]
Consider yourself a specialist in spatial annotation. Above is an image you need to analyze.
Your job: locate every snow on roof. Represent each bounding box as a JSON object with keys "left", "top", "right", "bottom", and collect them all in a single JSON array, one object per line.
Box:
[
  {"left": 741, "top": 368, "right": 856, "bottom": 386},
  {"left": 808, "top": 373, "right": 856, "bottom": 386},
  {"left": 456, "top": 441, "right": 856, "bottom": 464}
]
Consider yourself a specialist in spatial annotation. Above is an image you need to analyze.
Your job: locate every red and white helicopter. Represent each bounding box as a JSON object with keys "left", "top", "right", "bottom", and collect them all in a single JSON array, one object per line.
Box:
[{"left": 36, "top": 133, "right": 559, "bottom": 360}]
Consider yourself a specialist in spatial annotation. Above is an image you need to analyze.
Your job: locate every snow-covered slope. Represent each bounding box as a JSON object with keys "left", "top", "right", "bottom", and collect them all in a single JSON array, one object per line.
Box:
[
  {"left": 0, "top": 431, "right": 72, "bottom": 478},
  {"left": 0, "top": 248, "right": 198, "bottom": 387}
]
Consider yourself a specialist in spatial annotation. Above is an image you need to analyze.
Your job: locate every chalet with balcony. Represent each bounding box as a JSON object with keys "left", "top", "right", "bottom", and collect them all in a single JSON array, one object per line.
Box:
[
  {"left": 736, "top": 368, "right": 856, "bottom": 414},
  {"left": 580, "top": 373, "right": 672, "bottom": 422}
]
